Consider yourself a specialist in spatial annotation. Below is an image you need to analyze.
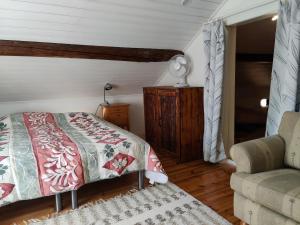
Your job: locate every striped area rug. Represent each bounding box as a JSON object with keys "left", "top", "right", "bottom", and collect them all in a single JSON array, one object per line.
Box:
[{"left": 28, "top": 182, "right": 232, "bottom": 225}]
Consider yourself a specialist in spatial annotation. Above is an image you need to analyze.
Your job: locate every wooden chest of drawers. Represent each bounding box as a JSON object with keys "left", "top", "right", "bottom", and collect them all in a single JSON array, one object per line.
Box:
[
  {"left": 97, "top": 103, "right": 130, "bottom": 130},
  {"left": 143, "top": 86, "right": 204, "bottom": 162}
]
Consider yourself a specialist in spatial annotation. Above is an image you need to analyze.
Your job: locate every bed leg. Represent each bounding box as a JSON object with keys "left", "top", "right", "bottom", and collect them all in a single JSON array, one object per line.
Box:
[
  {"left": 55, "top": 194, "right": 62, "bottom": 212},
  {"left": 138, "top": 170, "right": 145, "bottom": 190},
  {"left": 71, "top": 190, "right": 78, "bottom": 209}
]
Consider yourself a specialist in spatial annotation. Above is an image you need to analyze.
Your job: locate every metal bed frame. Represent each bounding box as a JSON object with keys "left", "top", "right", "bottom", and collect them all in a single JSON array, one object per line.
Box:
[{"left": 55, "top": 170, "right": 145, "bottom": 212}]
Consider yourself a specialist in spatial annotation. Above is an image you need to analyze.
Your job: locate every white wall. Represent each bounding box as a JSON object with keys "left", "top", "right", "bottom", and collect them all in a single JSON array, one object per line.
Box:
[
  {"left": 214, "top": 0, "right": 278, "bottom": 19},
  {"left": 0, "top": 94, "right": 145, "bottom": 137},
  {"left": 216, "top": 0, "right": 278, "bottom": 25},
  {"left": 157, "top": 0, "right": 278, "bottom": 86},
  {"left": 0, "top": 56, "right": 167, "bottom": 102}
]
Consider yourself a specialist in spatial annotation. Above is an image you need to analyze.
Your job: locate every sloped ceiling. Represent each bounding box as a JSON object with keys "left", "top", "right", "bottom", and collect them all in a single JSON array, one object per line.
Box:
[
  {"left": 0, "top": 0, "right": 223, "bottom": 102},
  {"left": 0, "top": 57, "right": 168, "bottom": 101}
]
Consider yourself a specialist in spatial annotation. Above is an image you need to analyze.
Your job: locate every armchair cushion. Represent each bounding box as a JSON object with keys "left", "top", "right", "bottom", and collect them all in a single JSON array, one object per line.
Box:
[
  {"left": 234, "top": 192, "right": 300, "bottom": 225},
  {"left": 231, "top": 169, "right": 300, "bottom": 223},
  {"left": 279, "top": 112, "right": 300, "bottom": 169},
  {"left": 230, "top": 135, "right": 285, "bottom": 173}
]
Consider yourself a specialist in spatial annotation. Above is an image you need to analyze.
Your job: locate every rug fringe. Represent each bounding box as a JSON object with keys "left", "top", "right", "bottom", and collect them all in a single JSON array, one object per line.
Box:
[{"left": 23, "top": 185, "right": 147, "bottom": 225}]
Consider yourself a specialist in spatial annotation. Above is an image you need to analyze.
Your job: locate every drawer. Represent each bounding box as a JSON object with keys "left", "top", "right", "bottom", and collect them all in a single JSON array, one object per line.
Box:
[
  {"left": 102, "top": 105, "right": 128, "bottom": 114},
  {"left": 105, "top": 114, "right": 128, "bottom": 121},
  {"left": 106, "top": 108, "right": 127, "bottom": 114},
  {"left": 98, "top": 103, "right": 130, "bottom": 130}
]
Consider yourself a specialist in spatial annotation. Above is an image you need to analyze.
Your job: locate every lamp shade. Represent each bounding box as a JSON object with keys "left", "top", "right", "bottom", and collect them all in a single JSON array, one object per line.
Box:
[{"left": 104, "top": 83, "right": 113, "bottom": 91}]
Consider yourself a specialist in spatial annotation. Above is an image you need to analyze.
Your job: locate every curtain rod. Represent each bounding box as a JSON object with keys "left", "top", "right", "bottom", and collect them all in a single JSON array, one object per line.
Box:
[{"left": 203, "top": 0, "right": 279, "bottom": 25}]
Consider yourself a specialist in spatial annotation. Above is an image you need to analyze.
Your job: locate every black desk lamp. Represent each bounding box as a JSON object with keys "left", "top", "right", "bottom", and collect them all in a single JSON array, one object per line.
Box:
[
  {"left": 103, "top": 83, "right": 113, "bottom": 105},
  {"left": 95, "top": 83, "right": 113, "bottom": 115}
]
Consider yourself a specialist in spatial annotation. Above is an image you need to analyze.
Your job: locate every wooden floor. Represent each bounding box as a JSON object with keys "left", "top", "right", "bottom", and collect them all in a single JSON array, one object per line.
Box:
[{"left": 0, "top": 151, "right": 239, "bottom": 225}]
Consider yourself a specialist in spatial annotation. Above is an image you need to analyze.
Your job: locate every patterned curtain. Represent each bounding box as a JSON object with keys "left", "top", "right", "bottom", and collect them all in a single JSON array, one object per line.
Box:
[
  {"left": 266, "top": 0, "right": 300, "bottom": 136},
  {"left": 202, "top": 20, "right": 226, "bottom": 163}
]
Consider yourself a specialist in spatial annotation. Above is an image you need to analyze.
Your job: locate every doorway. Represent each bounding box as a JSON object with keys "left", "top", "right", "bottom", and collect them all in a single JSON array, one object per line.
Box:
[{"left": 234, "top": 17, "right": 277, "bottom": 143}]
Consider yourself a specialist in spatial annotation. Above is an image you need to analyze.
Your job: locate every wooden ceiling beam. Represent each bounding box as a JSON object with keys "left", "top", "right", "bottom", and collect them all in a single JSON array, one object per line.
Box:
[{"left": 0, "top": 40, "right": 183, "bottom": 62}]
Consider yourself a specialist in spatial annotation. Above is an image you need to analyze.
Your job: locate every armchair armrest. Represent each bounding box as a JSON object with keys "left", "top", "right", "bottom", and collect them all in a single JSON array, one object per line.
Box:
[{"left": 230, "top": 135, "right": 285, "bottom": 174}]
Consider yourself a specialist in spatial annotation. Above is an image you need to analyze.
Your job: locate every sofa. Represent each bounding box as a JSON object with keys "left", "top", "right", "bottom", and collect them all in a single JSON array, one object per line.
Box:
[{"left": 230, "top": 112, "right": 300, "bottom": 225}]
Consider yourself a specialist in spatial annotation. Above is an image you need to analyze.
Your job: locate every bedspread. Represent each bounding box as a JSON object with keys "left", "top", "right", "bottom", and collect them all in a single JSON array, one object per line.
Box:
[{"left": 0, "top": 112, "right": 167, "bottom": 207}]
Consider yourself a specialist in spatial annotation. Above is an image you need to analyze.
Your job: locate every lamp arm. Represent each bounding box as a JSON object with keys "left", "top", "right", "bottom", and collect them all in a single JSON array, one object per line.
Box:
[
  {"left": 103, "top": 87, "right": 110, "bottom": 105},
  {"left": 104, "top": 87, "right": 106, "bottom": 104}
]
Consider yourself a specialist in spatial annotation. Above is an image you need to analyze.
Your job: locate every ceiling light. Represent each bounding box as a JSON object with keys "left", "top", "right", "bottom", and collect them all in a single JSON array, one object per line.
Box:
[
  {"left": 272, "top": 15, "right": 278, "bottom": 21},
  {"left": 260, "top": 98, "right": 269, "bottom": 108},
  {"left": 181, "top": 0, "right": 188, "bottom": 5}
]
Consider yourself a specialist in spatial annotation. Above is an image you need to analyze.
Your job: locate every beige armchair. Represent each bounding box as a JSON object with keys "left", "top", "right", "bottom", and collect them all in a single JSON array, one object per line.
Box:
[{"left": 230, "top": 112, "right": 300, "bottom": 225}]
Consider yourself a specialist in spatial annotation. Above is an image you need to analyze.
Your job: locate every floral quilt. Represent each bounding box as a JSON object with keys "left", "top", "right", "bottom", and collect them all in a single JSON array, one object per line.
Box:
[{"left": 0, "top": 112, "right": 167, "bottom": 207}]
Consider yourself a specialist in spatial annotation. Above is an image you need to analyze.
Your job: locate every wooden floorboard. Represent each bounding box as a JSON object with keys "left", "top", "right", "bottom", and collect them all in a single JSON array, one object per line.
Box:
[{"left": 0, "top": 151, "right": 239, "bottom": 225}]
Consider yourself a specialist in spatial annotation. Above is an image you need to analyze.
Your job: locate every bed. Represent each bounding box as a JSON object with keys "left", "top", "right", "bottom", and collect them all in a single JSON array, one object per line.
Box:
[{"left": 0, "top": 112, "right": 167, "bottom": 211}]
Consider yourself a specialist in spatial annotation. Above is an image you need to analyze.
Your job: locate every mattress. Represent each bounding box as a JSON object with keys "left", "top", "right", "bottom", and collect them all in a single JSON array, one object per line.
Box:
[{"left": 0, "top": 112, "right": 167, "bottom": 207}]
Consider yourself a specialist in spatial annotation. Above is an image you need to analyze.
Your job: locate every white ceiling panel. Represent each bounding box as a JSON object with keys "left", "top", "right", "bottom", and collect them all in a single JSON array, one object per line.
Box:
[
  {"left": 0, "top": 0, "right": 223, "bottom": 102},
  {"left": 0, "top": 0, "right": 223, "bottom": 48}
]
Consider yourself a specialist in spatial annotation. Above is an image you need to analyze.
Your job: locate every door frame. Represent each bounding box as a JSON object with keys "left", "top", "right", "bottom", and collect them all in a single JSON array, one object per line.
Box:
[{"left": 220, "top": 2, "right": 278, "bottom": 157}]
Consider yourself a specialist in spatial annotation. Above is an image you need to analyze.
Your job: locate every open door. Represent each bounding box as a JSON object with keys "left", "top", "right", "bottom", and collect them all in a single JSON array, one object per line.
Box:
[{"left": 234, "top": 17, "right": 276, "bottom": 143}]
